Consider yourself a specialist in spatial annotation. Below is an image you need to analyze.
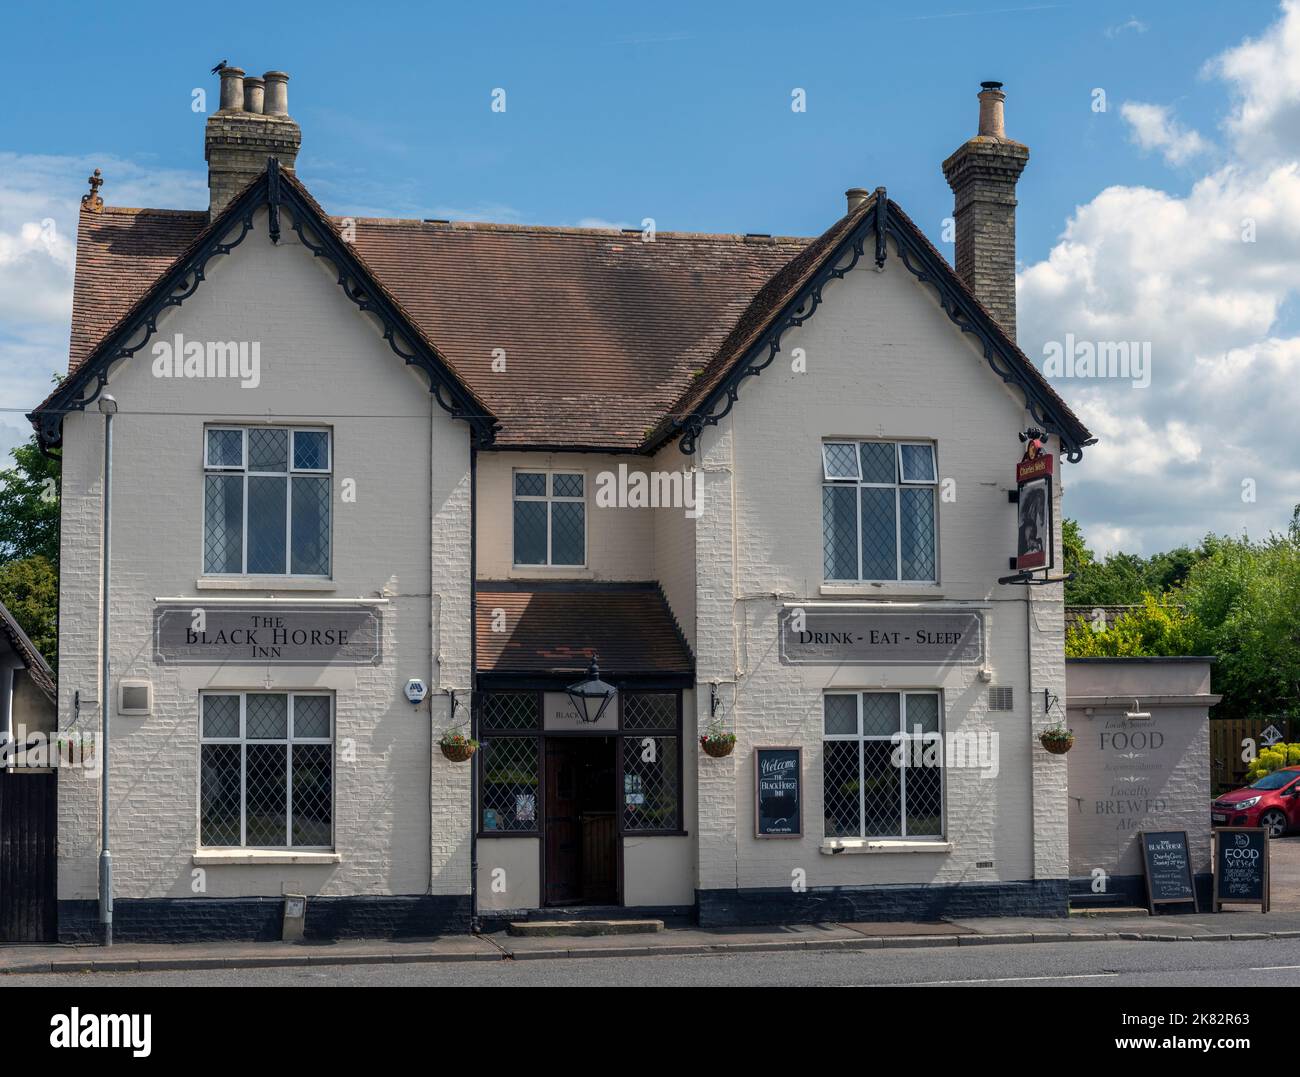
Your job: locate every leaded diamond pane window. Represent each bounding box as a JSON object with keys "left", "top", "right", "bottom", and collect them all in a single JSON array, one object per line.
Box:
[
  {"left": 822, "top": 486, "right": 858, "bottom": 580},
  {"left": 820, "top": 440, "right": 937, "bottom": 582},
  {"left": 248, "top": 428, "right": 288, "bottom": 472},
  {"left": 622, "top": 736, "right": 679, "bottom": 831},
  {"left": 822, "top": 442, "right": 860, "bottom": 480},
  {"left": 551, "top": 501, "right": 584, "bottom": 565},
  {"left": 859, "top": 487, "right": 897, "bottom": 581},
  {"left": 900, "top": 487, "right": 936, "bottom": 581},
  {"left": 204, "top": 474, "right": 243, "bottom": 574},
  {"left": 480, "top": 737, "right": 540, "bottom": 832},
  {"left": 822, "top": 691, "right": 944, "bottom": 840},
  {"left": 206, "top": 428, "right": 244, "bottom": 468},
  {"left": 199, "top": 692, "right": 334, "bottom": 848},
  {"left": 512, "top": 470, "right": 585, "bottom": 567},
  {"left": 245, "top": 694, "right": 288, "bottom": 739},
  {"left": 622, "top": 693, "right": 677, "bottom": 730},
  {"left": 481, "top": 693, "right": 541, "bottom": 731},
  {"left": 202, "top": 426, "right": 332, "bottom": 576},
  {"left": 293, "top": 430, "right": 330, "bottom": 471},
  {"left": 200, "top": 744, "right": 241, "bottom": 846},
  {"left": 291, "top": 476, "right": 330, "bottom": 575},
  {"left": 247, "top": 475, "right": 287, "bottom": 574}
]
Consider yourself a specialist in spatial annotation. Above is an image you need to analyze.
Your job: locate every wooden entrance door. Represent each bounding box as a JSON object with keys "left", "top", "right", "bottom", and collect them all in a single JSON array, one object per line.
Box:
[
  {"left": 544, "top": 738, "right": 618, "bottom": 906},
  {"left": 0, "top": 768, "right": 57, "bottom": 943}
]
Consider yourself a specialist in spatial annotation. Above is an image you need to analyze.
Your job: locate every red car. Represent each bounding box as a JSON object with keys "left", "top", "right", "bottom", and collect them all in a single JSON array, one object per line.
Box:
[{"left": 1212, "top": 765, "right": 1300, "bottom": 838}]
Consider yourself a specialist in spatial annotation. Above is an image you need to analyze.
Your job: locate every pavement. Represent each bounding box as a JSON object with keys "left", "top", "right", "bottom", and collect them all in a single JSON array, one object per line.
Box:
[{"left": 4, "top": 905, "right": 1300, "bottom": 975}]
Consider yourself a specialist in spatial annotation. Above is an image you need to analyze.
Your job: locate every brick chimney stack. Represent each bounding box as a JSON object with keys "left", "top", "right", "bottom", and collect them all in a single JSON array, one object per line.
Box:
[
  {"left": 205, "top": 67, "right": 301, "bottom": 219},
  {"left": 942, "top": 82, "right": 1029, "bottom": 339}
]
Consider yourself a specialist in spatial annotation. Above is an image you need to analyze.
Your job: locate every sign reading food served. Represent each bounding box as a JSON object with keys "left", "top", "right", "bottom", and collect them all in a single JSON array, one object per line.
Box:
[
  {"left": 778, "top": 609, "right": 984, "bottom": 666},
  {"left": 755, "top": 747, "right": 802, "bottom": 837},
  {"left": 154, "top": 605, "right": 382, "bottom": 665},
  {"left": 1213, "top": 827, "right": 1269, "bottom": 912}
]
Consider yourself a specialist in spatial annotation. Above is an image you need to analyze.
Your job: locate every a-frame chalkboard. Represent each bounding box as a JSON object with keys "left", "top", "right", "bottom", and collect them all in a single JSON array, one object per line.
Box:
[{"left": 1139, "top": 830, "right": 1198, "bottom": 914}]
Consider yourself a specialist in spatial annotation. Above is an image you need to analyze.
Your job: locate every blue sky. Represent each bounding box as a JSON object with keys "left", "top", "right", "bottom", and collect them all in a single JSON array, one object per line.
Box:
[{"left": 1, "top": 0, "right": 1296, "bottom": 554}]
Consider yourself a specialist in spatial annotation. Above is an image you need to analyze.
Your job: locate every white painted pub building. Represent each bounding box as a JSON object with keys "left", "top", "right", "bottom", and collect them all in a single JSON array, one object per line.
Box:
[{"left": 30, "top": 69, "right": 1093, "bottom": 940}]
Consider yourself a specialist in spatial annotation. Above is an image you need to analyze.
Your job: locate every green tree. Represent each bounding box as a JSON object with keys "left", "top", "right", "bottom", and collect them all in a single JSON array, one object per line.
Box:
[
  {"left": 1065, "top": 592, "right": 1198, "bottom": 658},
  {"left": 1180, "top": 534, "right": 1300, "bottom": 724},
  {"left": 0, "top": 435, "right": 60, "bottom": 567},
  {"left": 0, "top": 554, "right": 57, "bottom": 667}
]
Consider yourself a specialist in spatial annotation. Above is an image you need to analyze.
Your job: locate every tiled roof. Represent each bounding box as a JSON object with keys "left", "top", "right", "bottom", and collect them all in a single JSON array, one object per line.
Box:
[
  {"left": 0, "top": 601, "right": 55, "bottom": 703},
  {"left": 63, "top": 197, "right": 805, "bottom": 449},
  {"left": 475, "top": 582, "right": 692, "bottom": 675},
  {"left": 55, "top": 170, "right": 1091, "bottom": 454},
  {"left": 68, "top": 208, "right": 207, "bottom": 374}
]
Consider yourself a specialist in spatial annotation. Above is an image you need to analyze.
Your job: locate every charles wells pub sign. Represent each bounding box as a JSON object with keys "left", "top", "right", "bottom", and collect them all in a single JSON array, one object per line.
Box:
[{"left": 1014, "top": 435, "right": 1054, "bottom": 572}]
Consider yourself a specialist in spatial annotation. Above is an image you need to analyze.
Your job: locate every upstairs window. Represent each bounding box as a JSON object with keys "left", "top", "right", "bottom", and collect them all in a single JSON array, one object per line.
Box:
[
  {"left": 513, "top": 471, "right": 585, "bottom": 566},
  {"left": 821, "top": 440, "right": 937, "bottom": 582},
  {"left": 204, "top": 427, "right": 331, "bottom": 576}
]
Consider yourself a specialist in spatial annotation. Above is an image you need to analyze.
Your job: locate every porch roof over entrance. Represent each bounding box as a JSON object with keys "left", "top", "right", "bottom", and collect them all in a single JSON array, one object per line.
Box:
[{"left": 475, "top": 581, "right": 693, "bottom": 676}]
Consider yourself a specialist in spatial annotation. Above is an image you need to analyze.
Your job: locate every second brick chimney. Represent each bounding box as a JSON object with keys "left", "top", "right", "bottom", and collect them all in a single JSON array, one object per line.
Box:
[
  {"left": 205, "top": 67, "right": 301, "bottom": 219},
  {"left": 942, "top": 82, "right": 1029, "bottom": 339}
]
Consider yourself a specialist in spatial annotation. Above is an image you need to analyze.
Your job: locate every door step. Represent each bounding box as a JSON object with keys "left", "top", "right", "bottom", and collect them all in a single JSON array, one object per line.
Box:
[
  {"left": 507, "top": 919, "right": 665, "bottom": 938},
  {"left": 1069, "top": 906, "right": 1150, "bottom": 917}
]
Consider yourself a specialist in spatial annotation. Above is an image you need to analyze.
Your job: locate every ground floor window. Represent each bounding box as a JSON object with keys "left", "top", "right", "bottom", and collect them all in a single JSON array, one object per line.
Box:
[
  {"left": 476, "top": 690, "right": 682, "bottom": 835},
  {"left": 199, "top": 692, "right": 334, "bottom": 848},
  {"left": 822, "top": 690, "right": 944, "bottom": 839}
]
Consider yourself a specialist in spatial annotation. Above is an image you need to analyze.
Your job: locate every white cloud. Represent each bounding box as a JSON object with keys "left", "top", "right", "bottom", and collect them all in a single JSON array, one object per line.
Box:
[
  {"left": 0, "top": 154, "right": 205, "bottom": 430},
  {"left": 1022, "top": 2, "right": 1300, "bottom": 554},
  {"left": 1106, "top": 16, "right": 1148, "bottom": 38},
  {"left": 1213, "top": 0, "right": 1300, "bottom": 161},
  {"left": 1120, "top": 102, "right": 1209, "bottom": 165}
]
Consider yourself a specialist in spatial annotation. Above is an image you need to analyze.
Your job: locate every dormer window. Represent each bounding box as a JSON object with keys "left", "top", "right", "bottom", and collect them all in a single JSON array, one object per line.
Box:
[{"left": 821, "top": 440, "right": 937, "bottom": 582}]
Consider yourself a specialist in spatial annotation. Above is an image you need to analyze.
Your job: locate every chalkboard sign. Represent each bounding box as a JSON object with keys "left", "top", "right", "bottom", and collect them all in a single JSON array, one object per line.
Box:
[
  {"left": 1214, "top": 827, "right": 1269, "bottom": 913},
  {"left": 1139, "top": 830, "right": 1198, "bottom": 913},
  {"left": 755, "top": 747, "right": 802, "bottom": 838}
]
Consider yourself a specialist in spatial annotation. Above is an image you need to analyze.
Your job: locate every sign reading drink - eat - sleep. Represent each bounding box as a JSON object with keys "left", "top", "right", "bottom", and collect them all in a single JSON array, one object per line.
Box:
[
  {"left": 154, "top": 605, "right": 382, "bottom": 665},
  {"left": 778, "top": 609, "right": 984, "bottom": 666}
]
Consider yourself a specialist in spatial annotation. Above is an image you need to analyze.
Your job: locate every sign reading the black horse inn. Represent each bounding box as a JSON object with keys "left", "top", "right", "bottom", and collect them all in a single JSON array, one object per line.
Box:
[
  {"left": 779, "top": 608, "right": 984, "bottom": 666},
  {"left": 154, "top": 604, "right": 383, "bottom": 665}
]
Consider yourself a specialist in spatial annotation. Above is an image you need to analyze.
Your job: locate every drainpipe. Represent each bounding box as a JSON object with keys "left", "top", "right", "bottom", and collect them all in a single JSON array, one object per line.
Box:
[
  {"left": 468, "top": 438, "right": 480, "bottom": 933},
  {"left": 97, "top": 394, "right": 117, "bottom": 946}
]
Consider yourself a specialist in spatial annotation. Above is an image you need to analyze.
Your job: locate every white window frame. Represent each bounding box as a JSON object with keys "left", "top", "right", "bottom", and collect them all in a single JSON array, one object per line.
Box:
[
  {"left": 512, "top": 469, "right": 587, "bottom": 568},
  {"left": 198, "top": 691, "right": 335, "bottom": 850},
  {"left": 822, "top": 689, "right": 946, "bottom": 840},
  {"left": 202, "top": 425, "right": 333, "bottom": 577},
  {"left": 821, "top": 439, "right": 939, "bottom": 583}
]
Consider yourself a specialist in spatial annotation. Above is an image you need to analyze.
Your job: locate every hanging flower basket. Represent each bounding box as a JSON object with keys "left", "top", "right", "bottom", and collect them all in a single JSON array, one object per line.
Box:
[
  {"left": 1039, "top": 727, "right": 1074, "bottom": 755},
  {"left": 700, "top": 727, "right": 736, "bottom": 759},
  {"left": 439, "top": 731, "right": 478, "bottom": 762},
  {"left": 55, "top": 731, "right": 97, "bottom": 766}
]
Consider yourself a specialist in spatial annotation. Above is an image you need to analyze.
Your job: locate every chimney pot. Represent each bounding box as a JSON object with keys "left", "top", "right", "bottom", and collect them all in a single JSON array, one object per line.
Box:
[
  {"left": 205, "top": 67, "right": 300, "bottom": 219},
  {"left": 845, "top": 187, "right": 871, "bottom": 213},
  {"left": 243, "top": 77, "right": 265, "bottom": 115},
  {"left": 217, "top": 66, "right": 246, "bottom": 112},
  {"left": 977, "top": 80, "right": 1006, "bottom": 139},
  {"left": 263, "top": 71, "right": 290, "bottom": 117}
]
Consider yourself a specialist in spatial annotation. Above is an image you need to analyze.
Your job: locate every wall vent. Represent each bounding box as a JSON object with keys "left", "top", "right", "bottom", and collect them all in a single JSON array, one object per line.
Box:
[{"left": 989, "top": 685, "right": 1014, "bottom": 711}]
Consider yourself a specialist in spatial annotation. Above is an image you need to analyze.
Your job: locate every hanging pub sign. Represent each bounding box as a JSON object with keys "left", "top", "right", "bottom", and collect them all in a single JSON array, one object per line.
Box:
[
  {"left": 1213, "top": 827, "right": 1269, "bottom": 913},
  {"left": 1015, "top": 439, "right": 1054, "bottom": 572},
  {"left": 1139, "top": 829, "right": 1198, "bottom": 914},
  {"left": 754, "top": 747, "right": 802, "bottom": 838}
]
